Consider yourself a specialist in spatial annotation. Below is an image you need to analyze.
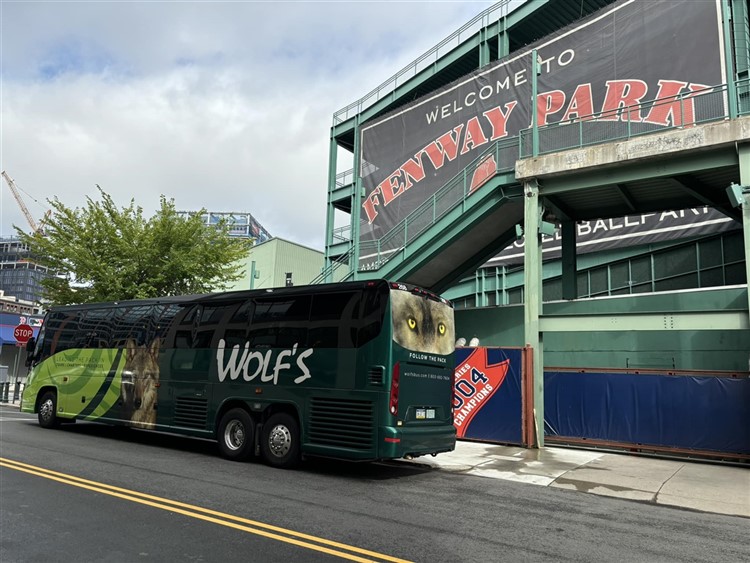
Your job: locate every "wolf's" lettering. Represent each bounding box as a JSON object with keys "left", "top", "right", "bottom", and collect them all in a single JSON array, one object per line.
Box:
[{"left": 216, "top": 339, "right": 313, "bottom": 385}]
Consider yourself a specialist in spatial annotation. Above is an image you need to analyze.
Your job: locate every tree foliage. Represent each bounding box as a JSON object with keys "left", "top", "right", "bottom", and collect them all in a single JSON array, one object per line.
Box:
[{"left": 17, "top": 188, "right": 251, "bottom": 306}]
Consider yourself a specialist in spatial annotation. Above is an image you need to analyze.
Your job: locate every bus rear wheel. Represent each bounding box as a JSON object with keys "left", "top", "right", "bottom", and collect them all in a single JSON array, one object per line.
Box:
[
  {"left": 217, "top": 408, "right": 255, "bottom": 461},
  {"left": 260, "top": 412, "right": 300, "bottom": 469},
  {"left": 38, "top": 391, "right": 59, "bottom": 429}
]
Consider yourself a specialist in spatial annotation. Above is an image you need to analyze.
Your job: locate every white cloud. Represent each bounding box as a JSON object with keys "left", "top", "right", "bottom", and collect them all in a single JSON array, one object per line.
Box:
[{"left": 1, "top": 0, "right": 496, "bottom": 248}]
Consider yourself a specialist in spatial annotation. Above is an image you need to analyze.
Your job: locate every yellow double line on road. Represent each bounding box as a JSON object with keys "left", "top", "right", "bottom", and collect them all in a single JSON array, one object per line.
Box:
[{"left": 0, "top": 457, "right": 411, "bottom": 563}]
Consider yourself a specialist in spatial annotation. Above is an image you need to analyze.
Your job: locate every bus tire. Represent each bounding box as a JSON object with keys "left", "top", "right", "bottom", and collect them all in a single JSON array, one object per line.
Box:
[
  {"left": 260, "top": 412, "right": 300, "bottom": 469},
  {"left": 37, "top": 391, "right": 60, "bottom": 429},
  {"left": 217, "top": 408, "right": 255, "bottom": 461}
]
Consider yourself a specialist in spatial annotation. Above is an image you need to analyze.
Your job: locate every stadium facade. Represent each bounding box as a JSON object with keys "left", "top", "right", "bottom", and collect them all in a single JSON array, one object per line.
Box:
[{"left": 323, "top": 0, "right": 748, "bottom": 306}]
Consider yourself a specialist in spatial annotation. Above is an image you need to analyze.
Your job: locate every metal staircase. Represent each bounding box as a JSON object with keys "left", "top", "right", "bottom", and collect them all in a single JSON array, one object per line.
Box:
[
  {"left": 315, "top": 79, "right": 750, "bottom": 292},
  {"left": 313, "top": 137, "right": 525, "bottom": 291}
]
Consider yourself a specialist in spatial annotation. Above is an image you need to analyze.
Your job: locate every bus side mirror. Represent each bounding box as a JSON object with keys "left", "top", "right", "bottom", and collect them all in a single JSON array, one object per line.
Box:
[{"left": 25, "top": 337, "right": 37, "bottom": 367}]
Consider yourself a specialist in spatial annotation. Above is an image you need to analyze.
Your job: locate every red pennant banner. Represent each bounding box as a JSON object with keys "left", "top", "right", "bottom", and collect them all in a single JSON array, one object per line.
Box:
[{"left": 453, "top": 348, "right": 509, "bottom": 437}]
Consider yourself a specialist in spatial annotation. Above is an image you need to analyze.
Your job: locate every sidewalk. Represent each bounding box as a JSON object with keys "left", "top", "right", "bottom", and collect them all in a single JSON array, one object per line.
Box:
[{"left": 408, "top": 440, "right": 750, "bottom": 518}]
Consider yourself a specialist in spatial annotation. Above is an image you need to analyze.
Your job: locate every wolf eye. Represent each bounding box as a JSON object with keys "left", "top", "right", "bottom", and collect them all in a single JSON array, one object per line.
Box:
[
  {"left": 407, "top": 317, "right": 417, "bottom": 330},
  {"left": 438, "top": 322, "right": 446, "bottom": 335}
]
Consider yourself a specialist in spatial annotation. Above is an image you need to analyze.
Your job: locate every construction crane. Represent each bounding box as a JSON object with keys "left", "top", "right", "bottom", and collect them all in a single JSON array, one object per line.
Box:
[{"left": 1, "top": 170, "right": 50, "bottom": 233}]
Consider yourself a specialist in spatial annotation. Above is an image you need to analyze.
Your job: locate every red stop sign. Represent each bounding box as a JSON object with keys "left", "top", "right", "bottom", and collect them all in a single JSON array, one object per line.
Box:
[{"left": 14, "top": 324, "right": 34, "bottom": 344}]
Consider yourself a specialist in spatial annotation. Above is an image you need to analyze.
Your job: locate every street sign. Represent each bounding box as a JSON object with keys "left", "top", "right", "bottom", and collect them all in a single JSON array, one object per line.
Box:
[{"left": 13, "top": 324, "right": 33, "bottom": 344}]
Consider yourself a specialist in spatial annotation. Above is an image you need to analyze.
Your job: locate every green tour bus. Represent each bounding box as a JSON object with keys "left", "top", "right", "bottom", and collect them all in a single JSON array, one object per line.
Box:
[{"left": 21, "top": 280, "right": 456, "bottom": 468}]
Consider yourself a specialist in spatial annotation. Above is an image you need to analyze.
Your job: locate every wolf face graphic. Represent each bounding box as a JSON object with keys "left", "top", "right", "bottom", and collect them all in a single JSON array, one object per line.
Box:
[
  {"left": 121, "top": 339, "right": 160, "bottom": 429},
  {"left": 391, "top": 290, "right": 454, "bottom": 355}
]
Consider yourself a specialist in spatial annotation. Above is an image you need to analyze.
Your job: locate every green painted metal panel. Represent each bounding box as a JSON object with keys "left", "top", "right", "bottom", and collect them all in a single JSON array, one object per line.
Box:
[{"left": 455, "top": 287, "right": 749, "bottom": 371}]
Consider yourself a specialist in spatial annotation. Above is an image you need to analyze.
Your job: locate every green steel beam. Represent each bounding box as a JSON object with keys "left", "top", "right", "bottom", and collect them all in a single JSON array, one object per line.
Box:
[
  {"left": 733, "top": 0, "right": 750, "bottom": 76},
  {"left": 544, "top": 196, "right": 573, "bottom": 221},
  {"left": 614, "top": 184, "right": 638, "bottom": 212},
  {"left": 505, "top": 0, "right": 553, "bottom": 27},
  {"left": 540, "top": 310, "right": 749, "bottom": 332},
  {"left": 327, "top": 240, "right": 351, "bottom": 259},
  {"left": 324, "top": 135, "right": 339, "bottom": 275},
  {"left": 328, "top": 184, "right": 354, "bottom": 208},
  {"left": 669, "top": 175, "right": 741, "bottom": 221},
  {"left": 539, "top": 149, "right": 739, "bottom": 195},
  {"left": 497, "top": 28, "right": 509, "bottom": 60},
  {"left": 350, "top": 115, "right": 362, "bottom": 281},
  {"left": 724, "top": 0, "right": 739, "bottom": 116},
  {"left": 479, "top": 26, "right": 490, "bottom": 67},
  {"left": 531, "top": 49, "right": 539, "bottom": 157}
]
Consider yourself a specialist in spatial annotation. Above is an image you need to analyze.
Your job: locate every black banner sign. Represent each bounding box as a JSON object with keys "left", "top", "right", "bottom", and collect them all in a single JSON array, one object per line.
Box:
[
  {"left": 358, "top": 0, "right": 725, "bottom": 243},
  {"left": 487, "top": 206, "right": 739, "bottom": 266}
]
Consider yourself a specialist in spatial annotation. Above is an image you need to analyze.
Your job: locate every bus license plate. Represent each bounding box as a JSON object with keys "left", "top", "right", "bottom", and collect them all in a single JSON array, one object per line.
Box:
[{"left": 416, "top": 409, "right": 435, "bottom": 420}]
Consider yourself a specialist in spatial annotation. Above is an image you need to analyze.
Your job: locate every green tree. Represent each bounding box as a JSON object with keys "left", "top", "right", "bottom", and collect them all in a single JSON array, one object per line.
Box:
[{"left": 17, "top": 187, "right": 251, "bottom": 306}]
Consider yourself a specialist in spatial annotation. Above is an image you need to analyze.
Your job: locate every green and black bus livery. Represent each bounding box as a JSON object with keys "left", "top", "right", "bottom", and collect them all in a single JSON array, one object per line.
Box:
[{"left": 22, "top": 280, "right": 456, "bottom": 468}]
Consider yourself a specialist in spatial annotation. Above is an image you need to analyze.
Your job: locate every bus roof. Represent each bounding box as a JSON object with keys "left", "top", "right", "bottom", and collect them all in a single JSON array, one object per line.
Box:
[{"left": 44, "top": 280, "right": 397, "bottom": 313}]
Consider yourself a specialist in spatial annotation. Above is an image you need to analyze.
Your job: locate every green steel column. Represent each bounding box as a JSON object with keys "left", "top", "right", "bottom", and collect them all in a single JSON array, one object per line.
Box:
[
  {"left": 351, "top": 117, "right": 362, "bottom": 280},
  {"left": 479, "top": 27, "right": 490, "bottom": 67},
  {"left": 738, "top": 143, "right": 750, "bottom": 318},
  {"left": 496, "top": 7, "right": 509, "bottom": 60},
  {"left": 523, "top": 179, "right": 544, "bottom": 447},
  {"left": 324, "top": 134, "right": 338, "bottom": 279},
  {"left": 723, "top": 0, "right": 739, "bottom": 117},
  {"left": 531, "top": 49, "right": 539, "bottom": 157},
  {"left": 498, "top": 28, "right": 509, "bottom": 59},
  {"left": 732, "top": 0, "right": 749, "bottom": 76},
  {"left": 561, "top": 220, "right": 578, "bottom": 300}
]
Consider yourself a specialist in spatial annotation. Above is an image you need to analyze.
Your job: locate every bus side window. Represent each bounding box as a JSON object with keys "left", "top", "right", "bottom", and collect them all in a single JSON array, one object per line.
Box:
[
  {"left": 249, "top": 296, "right": 311, "bottom": 349},
  {"left": 71, "top": 310, "right": 90, "bottom": 349},
  {"left": 43, "top": 311, "right": 78, "bottom": 357},
  {"left": 308, "top": 291, "right": 361, "bottom": 348},
  {"left": 193, "top": 304, "right": 237, "bottom": 349},
  {"left": 223, "top": 300, "right": 253, "bottom": 347},
  {"left": 80, "top": 308, "right": 115, "bottom": 349},
  {"left": 162, "top": 304, "right": 199, "bottom": 349},
  {"left": 151, "top": 304, "right": 181, "bottom": 344},
  {"left": 358, "top": 286, "right": 388, "bottom": 347},
  {"left": 111, "top": 306, "right": 151, "bottom": 347},
  {"left": 94, "top": 309, "right": 115, "bottom": 348},
  {"left": 163, "top": 305, "right": 199, "bottom": 371}
]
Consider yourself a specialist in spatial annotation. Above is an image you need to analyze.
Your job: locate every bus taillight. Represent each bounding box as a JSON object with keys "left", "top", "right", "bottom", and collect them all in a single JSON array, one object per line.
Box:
[{"left": 390, "top": 362, "right": 400, "bottom": 416}]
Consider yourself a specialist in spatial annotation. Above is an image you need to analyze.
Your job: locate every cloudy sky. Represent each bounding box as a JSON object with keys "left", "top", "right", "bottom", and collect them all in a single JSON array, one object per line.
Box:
[{"left": 0, "top": 0, "right": 508, "bottom": 250}]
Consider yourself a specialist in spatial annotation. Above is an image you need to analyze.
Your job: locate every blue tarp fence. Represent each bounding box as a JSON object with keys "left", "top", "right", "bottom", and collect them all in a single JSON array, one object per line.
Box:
[
  {"left": 545, "top": 369, "right": 750, "bottom": 456},
  {"left": 454, "top": 347, "right": 750, "bottom": 457}
]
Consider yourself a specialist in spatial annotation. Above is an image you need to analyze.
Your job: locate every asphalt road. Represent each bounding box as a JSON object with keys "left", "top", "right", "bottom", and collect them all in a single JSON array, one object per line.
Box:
[{"left": 1, "top": 405, "right": 748, "bottom": 563}]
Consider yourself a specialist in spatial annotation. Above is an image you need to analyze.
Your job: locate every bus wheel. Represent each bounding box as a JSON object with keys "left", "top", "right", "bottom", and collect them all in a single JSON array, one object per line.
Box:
[
  {"left": 217, "top": 408, "right": 254, "bottom": 461},
  {"left": 38, "top": 391, "right": 59, "bottom": 429},
  {"left": 261, "top": 412, "right": 300, "bottom": 469}
]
